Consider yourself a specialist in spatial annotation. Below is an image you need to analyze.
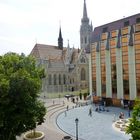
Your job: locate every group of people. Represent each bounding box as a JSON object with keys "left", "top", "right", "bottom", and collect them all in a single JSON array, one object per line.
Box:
[{"left": 119, "top": 112, "right": 125, "bottom": 119}]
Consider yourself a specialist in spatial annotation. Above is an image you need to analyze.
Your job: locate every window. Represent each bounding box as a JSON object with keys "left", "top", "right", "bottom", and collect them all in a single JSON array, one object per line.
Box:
[
  {"left": 102, "top": 27, "right": 108, "bottom": 33},
  {"left": 85, "top": 37, "right": 87, "bottom": 44},
  {"left": 48, "top": 74, "right": 52, "bottom": 85},
  {"left": 80, "top": 57, "right": 86, "bottom": 63},
  {"left": 54, "top": 74, "right": 57, "bottom": 85},
  {"left": 111, "top": 30, "right": 117, "bottom": 38},
  {"left": 136, "top": 18, "right": 140, "bottom": 23},
  {"left": 81, "top": 68, "right": 86, "bottom": 80},
  {"left": 124, "top": 21, "right": 129, "bottom": 27},
  {"left": 59, "top": 74, "right": 61, "bottom": 85},
  {"left": 81, "top": 37, "right": 83, "bottom": 44},
  {"left": 135, "top": 24, "right": 140, "bottom": 33},
  {"left": 63, "top": 74, "right": 66, "bottom": 84}
]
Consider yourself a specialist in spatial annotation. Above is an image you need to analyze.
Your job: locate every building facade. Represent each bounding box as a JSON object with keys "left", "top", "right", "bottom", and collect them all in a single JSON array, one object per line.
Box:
[
  {"left": 30, "top": 0, "right": 91, "bottom": 97},
  {"left": 91, "top": 14, "right": 140, "bottom": 106}
]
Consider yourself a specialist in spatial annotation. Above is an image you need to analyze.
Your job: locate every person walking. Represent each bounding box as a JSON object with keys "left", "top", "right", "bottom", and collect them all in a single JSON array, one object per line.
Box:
[
  {"left": 88, "top": 108, "right": 92, "bottom": 117},
  {"left": 66, "top": 105, "right": 69, "bottom": 111},
  {"left": 128, "top": 107, "right": 131, "bottom": 117}
]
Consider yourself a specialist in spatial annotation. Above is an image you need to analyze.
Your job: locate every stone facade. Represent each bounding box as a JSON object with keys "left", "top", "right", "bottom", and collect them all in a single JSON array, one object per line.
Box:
[
  {"left": 30, "top": 43, "right": 89, "bottom": 96},
  {"left": 30, "top": 0, "right": 92, "bottom": 97}
]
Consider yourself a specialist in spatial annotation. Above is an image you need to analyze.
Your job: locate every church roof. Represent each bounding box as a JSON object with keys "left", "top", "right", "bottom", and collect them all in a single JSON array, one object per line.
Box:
[
  {"left": 30, "top": 43, "right": 79, "bottom": 64},
  {"left": 30, "top": 43, "right": 63, "bottom": 60}
]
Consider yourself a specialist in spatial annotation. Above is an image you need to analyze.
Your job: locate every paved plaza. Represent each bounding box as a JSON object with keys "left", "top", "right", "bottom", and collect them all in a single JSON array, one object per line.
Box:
[
  {"left": 57, "top": 105, "right": 131, "bottom": 140},
  {"left": 17, "top": 98, "right": 132, "bottom": 140}
]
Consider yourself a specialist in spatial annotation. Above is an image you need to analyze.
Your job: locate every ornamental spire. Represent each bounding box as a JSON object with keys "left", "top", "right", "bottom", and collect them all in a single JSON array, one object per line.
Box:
[
  {"left": 58, "top": 26, "right": 63, "bottom": 50},
  {"left": 81, "top": 0, "right": 89, "bottom": 23},
  {"left": 83, "top": 0, "right": 87, "bottom": 18}
]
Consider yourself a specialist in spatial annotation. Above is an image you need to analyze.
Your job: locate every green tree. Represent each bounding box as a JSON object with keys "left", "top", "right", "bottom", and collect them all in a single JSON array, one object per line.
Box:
[
  {"left": 126, "top": 99, "right": 140, "bottom": 140},
  {"left": 0, "top": 53, "right": 46, "bottom": 140}
]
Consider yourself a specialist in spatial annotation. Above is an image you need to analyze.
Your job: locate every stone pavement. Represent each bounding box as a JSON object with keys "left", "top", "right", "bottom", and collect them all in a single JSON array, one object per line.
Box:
[
  {"left": 16, "top": 97, "right": 76, "bottom": 140},
  {"left": 57, "top": 105, "right": 131, "bottom": 140}
]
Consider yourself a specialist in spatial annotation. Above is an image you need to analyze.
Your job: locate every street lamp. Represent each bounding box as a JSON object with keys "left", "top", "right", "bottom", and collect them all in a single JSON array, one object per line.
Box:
[{"left": 75, "top": 118, "right": 79, "bottom": 140}]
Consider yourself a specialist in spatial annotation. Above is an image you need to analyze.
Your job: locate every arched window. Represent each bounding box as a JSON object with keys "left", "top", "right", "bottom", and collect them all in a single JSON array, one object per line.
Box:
[
  {"left": 85, "top": 36, "right": 87, "bottom": 44},
  {"left": 48, "top": 74, "right": 52, "bottom": 85},
  {"left": 80, "top": 57, "right": 85, "bottom": 63},
  {"left": 81, "top": 37, "right": 83, "bottom": 44},
  {"left": 63, "top": 74, "right": 66, "bottom": 84},
  {"left": 54, "top": 74, "right": 57, "bottom": 85},
  {"left": 81, "top": 68, "right": 86, "bottom": 80},
  {"left": 59, "top": 74, "right": 61, "bottom": 85}
]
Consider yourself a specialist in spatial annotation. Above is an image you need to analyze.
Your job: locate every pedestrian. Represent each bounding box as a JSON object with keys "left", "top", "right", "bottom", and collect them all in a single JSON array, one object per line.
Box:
[
  {"left": 128, "top": 108, "right": 131, "bottom": 117},
  {"left": 113, "top": 114, "right": 116, "bottom": 122},
  {"left": 76, "top": 97, "right": 79, "bottom": 102},
  {"left": 53, "top": 100, "right": 55, "bottom": 105},
  {"left": 67, "top": 105, "right": 69, "bottom": 111},
  {"left": 64, "top": 111, "right": 67, "bottom": 117},
  {"left": 63, "top": 101, "right": 65, "bottom": 106},
  {"left": 88, "top": 108, "right": 92, "bottom": 117}
]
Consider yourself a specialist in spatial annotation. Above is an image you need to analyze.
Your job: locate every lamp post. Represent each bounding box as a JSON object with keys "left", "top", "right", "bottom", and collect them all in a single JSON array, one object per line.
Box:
[{"left": 75, "top": 118, "right": 79, "bottom": 140}]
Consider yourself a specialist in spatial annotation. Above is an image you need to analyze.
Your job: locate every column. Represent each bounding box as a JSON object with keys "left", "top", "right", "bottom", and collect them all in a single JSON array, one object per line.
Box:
[{"left": 105, "top": 50, "right": 112, "bottom": 98}]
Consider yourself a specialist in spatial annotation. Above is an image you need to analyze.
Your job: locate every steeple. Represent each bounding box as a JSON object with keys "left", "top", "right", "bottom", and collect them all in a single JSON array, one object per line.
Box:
[
  {"left": 80, "top": 0, "right": 92, "bottom": 51},
  {"left": 58, "top": 26, "right": 63, "bottom": 50},
  {"left": 81, "top": 0, "right": 89, "bottom": 24}
]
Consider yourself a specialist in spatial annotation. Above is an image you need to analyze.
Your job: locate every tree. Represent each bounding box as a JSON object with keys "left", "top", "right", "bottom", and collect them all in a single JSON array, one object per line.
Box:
[
  {"left": 126, "top": 99, "right": 140, "bottom": 139},
  {"left": 0, "top": 52, "right": 46, "bottom": 140}
]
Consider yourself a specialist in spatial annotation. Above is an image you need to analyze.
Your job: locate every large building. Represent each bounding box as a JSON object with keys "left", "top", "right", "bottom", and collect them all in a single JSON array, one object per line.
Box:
[
  {"left": 91, "top": 13, "right": 140, "bottom": 106},
  {"left": 30, "top": 0, "right": 92, "bottom": 97}
]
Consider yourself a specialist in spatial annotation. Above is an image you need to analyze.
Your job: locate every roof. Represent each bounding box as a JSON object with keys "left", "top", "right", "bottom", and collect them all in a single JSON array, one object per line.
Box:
[
  {"left": 30, "top": 43, "right": 80, "bottom": 64},
  {"left": 30, "top": 44, "right": 63, "bottom": 60},
  {"left": 91, "top": 13, "right": 140, "bottom": 43}
]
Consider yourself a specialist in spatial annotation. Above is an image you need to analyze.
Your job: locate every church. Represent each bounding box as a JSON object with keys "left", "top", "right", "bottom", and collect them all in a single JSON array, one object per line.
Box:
[{"left": 30, "top": 0, "right": 92, "bottom": 97}]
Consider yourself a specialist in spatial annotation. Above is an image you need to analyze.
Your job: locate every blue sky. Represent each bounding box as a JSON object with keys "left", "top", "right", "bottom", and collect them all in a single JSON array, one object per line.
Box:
[{"left": 0, "top": 0, "right": 139, "bottom": 55}]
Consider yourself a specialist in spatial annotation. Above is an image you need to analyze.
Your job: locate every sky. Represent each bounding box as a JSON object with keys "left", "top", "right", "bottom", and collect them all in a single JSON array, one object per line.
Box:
[{"left": 0, "top": 0, "right": 140, "bottom": 55}]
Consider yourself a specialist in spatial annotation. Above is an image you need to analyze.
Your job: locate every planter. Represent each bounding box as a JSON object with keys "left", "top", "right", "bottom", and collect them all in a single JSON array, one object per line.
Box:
[{"left": 23, "top": 131, "right": 45, "bottom": 140}]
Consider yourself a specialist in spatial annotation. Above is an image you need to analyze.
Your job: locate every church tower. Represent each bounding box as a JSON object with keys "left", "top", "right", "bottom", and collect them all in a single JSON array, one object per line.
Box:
[
  {"left": 80, "top": 0, "right": 92, "bottom": 52},
  {"left": 58, "top": 26, "right": 63, "bottom": 50}
]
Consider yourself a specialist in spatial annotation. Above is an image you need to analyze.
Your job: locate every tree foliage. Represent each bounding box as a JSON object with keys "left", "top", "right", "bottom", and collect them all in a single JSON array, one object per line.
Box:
[
  {"left": 0, "top": 53, "right": 46, "bottom": 140},
  {"left": 126, "top": 99, "right": 140, "bottom": 140}
]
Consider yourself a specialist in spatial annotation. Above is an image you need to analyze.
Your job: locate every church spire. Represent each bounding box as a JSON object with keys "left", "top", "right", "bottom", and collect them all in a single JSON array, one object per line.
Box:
[
  {"left": 58, "top": 26, "right": 63, "bottom": 50},
  {"left": 81, "top": 0, "right": 89, "bottom": 23},
  {"left": 80, "top": 0, "right": 92, "bottom": 51}
]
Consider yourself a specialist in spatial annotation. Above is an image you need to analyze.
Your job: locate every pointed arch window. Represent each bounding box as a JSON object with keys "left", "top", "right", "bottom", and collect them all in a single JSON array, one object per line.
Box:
[
  {"left": 70, "top": 79, "right": 72, "bottom": 84},
  {"left": 81, "top": 37, "right": 83, "bottom": 44},
  {"left": 81, "top": 68, "right": 86, "bottom": 80},
  {"left": 59, "top": 74, "right": 61, "bottom": 85},
  {"left": 54, "top": 74, "right": 57, "bottom": 85},
  {"left": 85, "top": 37, "right": 87, "bottom": 44},
  {"left": 48, "top": 74, "right": 52, "bottom": 85},
  {"left": 80, "top": 57, "right": 86, "bottom": 63},
  {"left": 63, "top": 74, "right": 66, "bottom": 84}
]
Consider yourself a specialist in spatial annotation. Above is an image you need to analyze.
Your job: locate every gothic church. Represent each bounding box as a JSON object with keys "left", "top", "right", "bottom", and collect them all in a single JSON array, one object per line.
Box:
[{"left": 30, "top": 0, "right": 92, "bottom": 97}]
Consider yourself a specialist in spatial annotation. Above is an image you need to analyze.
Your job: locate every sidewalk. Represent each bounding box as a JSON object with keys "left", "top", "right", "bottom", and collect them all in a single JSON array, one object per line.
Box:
[{"left": 17, "top": 98, "right": 75, "bottom": 140}]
